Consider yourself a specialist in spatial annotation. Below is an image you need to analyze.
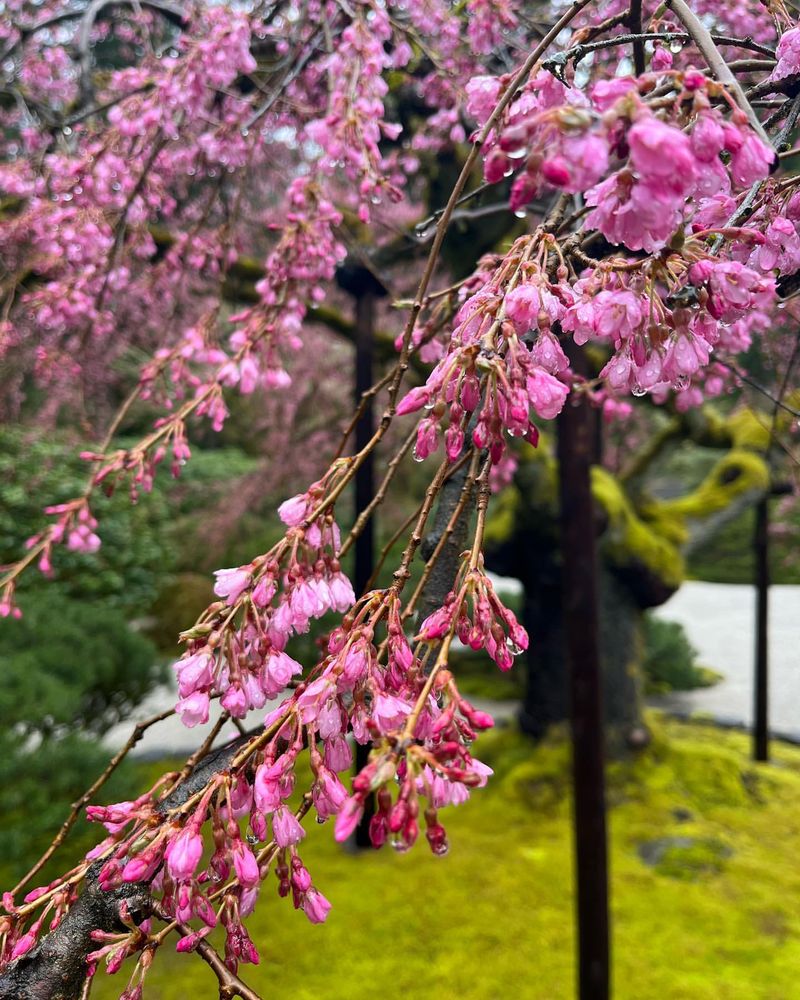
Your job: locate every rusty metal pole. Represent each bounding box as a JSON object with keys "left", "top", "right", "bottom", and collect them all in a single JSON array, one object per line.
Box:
[
  {"left": 557, "top": 344, "right": 610, "bottom": 1000},
  {"left": 753, "top": 497, "right": 769, "bottom": 762}
]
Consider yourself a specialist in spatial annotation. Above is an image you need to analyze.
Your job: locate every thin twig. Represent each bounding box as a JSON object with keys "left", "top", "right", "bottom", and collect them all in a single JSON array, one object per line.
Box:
[
  {"left": 11, "top": 706, "right": 176, "bottom": 896},
  {"left": 665, "top": 0, "right": 773, "bottom": 147},
  {"left": 338, "top": 426, "right": 418, "bottom": 558},
  {"left": 152, "top": 903, "right": 262, "bottom": 1000}
]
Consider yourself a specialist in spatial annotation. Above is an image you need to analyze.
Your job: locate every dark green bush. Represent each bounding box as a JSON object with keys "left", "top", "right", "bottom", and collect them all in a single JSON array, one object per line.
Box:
[
  {"left": 0, "top": 427, "right": 177, "bottom": 613},
  {"left": 642, "top": 615, "right": 718, "bottom": 694},
  {"left": 0, "top": 592, "right": 163, "bottom": 738}
]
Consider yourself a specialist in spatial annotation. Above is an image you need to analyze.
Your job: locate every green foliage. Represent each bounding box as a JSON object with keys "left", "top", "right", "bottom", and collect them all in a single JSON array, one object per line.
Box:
[
  {"left": 592, "top": 467, "right": 686, "bottom": 590},
  {"left": 90, "top": 717, "right": 800, "bottom": 1000},
  {"left": 0, "top": 732, "right": 138, "bottom": 887},
  {"left": 0, "top": 427, "right": 177, "bottom": 613},
  {"left": 642, "top": 615, "right": 720, "bottom": 695},
  {"left": 688, "top": 501, "right": 800, "bottom": 584},
  {"left": 0, "top": 592, "right": 163, "bottom": 737}
]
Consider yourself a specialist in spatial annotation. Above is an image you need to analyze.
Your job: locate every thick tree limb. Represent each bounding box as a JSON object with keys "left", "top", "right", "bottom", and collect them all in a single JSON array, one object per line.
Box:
[{"left": 0, "top": 867, "right": 152, "bottom": 1000}]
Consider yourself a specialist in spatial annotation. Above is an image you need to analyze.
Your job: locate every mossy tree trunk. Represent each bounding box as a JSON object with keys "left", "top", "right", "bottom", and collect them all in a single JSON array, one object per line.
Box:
[
  {"left": 494, "top": 539, "right": 645, "bottom": 754},
  {"left": 485, "top": 405, "right": 772, "bottom": 756}
]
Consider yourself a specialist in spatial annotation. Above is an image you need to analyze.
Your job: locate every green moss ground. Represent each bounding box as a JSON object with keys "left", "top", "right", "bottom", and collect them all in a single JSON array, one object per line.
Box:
[{"left": 92, "top": 717, "right": 800, "bottom": 1000}]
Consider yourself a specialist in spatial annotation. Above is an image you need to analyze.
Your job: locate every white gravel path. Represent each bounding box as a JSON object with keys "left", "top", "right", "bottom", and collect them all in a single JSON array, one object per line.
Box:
[
  {"left": 650, "top": 581, "right": 800, "bottom": 739},
  {"left": 103, "top": 581, "right": 800, "bottom": 756}
]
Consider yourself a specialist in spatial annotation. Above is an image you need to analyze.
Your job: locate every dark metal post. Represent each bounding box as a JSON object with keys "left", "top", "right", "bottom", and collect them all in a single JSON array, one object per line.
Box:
[
  {"left": 557, "top": 345, "right": 610, "bottom": 1000},
  {"left": 753, "top": 497, "right": 769, "bottom": 762},
  {"left": 353, "top": 285, "right": 376, "bottom": 847},
  {"left": 336, "top": 262, "right": 387, "bottom": 848}
]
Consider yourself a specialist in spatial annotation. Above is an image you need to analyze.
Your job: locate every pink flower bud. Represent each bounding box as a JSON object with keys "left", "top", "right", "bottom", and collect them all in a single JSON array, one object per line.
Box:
[
  {"left": 166, "top": 826, "right": 203, "bottom": 882},
  {"left": 396, "top": 385, "right": 430, "bottom": 416},
  {"left": 232, "top": 840, "right": 259, "bottom": 889},
  {"left": 333, "top": 796, "right": 364, "bottom": 842},
  {"left": 273, "top": 805, "right": 306, "bottom": 847},
  {"left": 301, "top": 888, "right": 332, "bottom": 924}
]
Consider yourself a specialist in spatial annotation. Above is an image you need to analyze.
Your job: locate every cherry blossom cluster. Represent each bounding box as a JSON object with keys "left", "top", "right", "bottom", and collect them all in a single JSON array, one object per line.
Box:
[
  {"left": 396, "top": 237, "right": 570, "bottom": 463},
  {"left": 3, "top": 0, "right": 800, "bottom": 995},
  {"left": 304, "top": 8, "right": 404, "bottom": 221},
  {"left": 1, "top": 553, "right": 520, "bottom": 976},
  {"left": 172, "top": 474, "right": 356, "bottom": 727},
  {"left": 472, "top": 69, "right": 775, "bottom": 251}
]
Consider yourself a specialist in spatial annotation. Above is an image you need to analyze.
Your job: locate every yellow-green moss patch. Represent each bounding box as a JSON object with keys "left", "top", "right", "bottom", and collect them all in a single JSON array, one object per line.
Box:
[{"left": 91, "top": 717, "right": 800, "bottom": 1000}]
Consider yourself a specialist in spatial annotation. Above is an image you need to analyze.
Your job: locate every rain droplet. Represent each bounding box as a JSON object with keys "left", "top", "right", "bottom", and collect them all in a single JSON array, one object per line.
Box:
[
  {"left": 669, "top": 38, "right": 683, "bottom": 53},
  {"left": 412, "top": 447, "right": 425, "bottom": 463},
  {"left": 431, "top": 840, "right": 450, "bottom": 857},
  {"left": 671, "top": 374, "right": 690, "bottom": 391},
  {"left": 503, "top": 166, "right": 514, "bottom": 178},
  {"left": 505, "top": 637, "right": 524, "bottom": 656},
  {"left": 507, "top": 147, "right": 527, "bottom": 160},
  {"left": 514, "top": 209, "right": 527, "bottom": 219},
  {"left": 211, "top": 871, "right": 223, "bottom": 883},
  {"left": 240, "top": 128, "right": 250, "bottom": 138},
  {"left": 62, "top": 126, "right": 72, "bottom": 136},
  {"left": 391, "top": 836, "right": 411, "bottom": 854},
  {"left": 246, "top": 832, "right": 258, "bottom": 845},
  {"left": 631, "top": 383, "right": 647, "bottom": 397}
]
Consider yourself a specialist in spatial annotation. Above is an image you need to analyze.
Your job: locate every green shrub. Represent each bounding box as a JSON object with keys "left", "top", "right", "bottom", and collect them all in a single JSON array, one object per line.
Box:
[
  {"left": 0, "top": 592, "right": 163, "bottom": 738},
  {"left": 0, "top": 427, "right": 177, "bottom": 613},
  {"left": 0, "top": 731, "right": 139, "bottom": 887},
  {"left": 642, "top": 615, "right": 719, "bottom": 694}
]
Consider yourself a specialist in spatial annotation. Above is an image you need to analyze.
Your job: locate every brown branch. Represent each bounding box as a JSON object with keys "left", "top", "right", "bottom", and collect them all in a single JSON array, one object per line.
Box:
[
  {"left": 11, "top": 705, "right": 177, "bottom": 897},
  {"left": 406, "top": 448, "right": 481, "bottom": 625},
  {"left": 665, "top": 0, "right": 773, "bottom": 149},
  {"left": 0, "top": 866, "right": 152, "bottom": 1000},
  {"left": 152, "top": 904, "right": 262, "bottom": 1000}
]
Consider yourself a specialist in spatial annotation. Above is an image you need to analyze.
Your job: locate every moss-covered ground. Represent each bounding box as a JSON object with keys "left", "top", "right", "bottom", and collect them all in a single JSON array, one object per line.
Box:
[{"left": 90, "top": 716, "right": 800, "bottom": 1000}]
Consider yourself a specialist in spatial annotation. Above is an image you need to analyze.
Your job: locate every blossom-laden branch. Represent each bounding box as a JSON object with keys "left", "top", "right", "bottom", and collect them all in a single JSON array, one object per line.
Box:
[{"left": 2, "top": 0, "right": 800, "bottom": 997}]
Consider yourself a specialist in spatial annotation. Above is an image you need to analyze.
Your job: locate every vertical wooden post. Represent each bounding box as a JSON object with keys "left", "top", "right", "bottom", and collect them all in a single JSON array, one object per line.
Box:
[
  {"left": 753, "top": 497, "right": 769, "bottom": 763},
  {"left": 557, "top": 345, "right": 610, "bottom": 1000}
]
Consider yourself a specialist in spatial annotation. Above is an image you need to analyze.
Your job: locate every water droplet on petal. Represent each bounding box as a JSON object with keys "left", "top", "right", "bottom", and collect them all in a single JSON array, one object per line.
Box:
[
  {"left": 505, "top": 637, "right": 523, "bottom": 657},
  {"left": 412, "top": 447, "right": 425, "bottom": 463},
  {"left": 507, "top": 147, "right": 527, "bottom": 160},
  {"left": 514, "top": 209, "right": 527, "bottom": 219},
  {"left": 671, "top": 374, "right": 690, "bottom": 391},
  {"left": 669, "top": 38, "right": 684, "bottom": 53},
  {"left": 631, "top": 383, "right": 647, "bottom": 397}
]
